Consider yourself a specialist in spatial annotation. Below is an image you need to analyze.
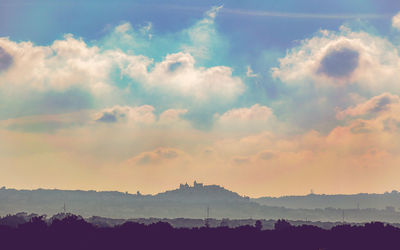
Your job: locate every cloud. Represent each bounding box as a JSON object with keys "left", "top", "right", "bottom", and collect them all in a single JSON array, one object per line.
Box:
[
  {"left": 96, "top": 112, "right": 118, "bottom": 123},
  {"left": 232, "top": 156, "right": 251, "bottom": 165},
  {"left": 103, "top": 5, "right": 225, "bottom": 63},
  {"left": 159, "top": 109, "right": 188, "bottom": 123},
  {"left": 5, "top": 5, "right": 400, "bottom": 196},
  {"left": 208, "top": 118, "right": 400, "bottom": 194},
  {"left": 0, "top": 104, "right": 192, "bottom": 136},
  {"left": 139, "top": 22, "right": 153, "bottom": 40},
  {"left": 272, "top": 27, "right": 400, "bottom": 91},
  {"left": 269, "top": 26, "right": 400, "bottom": 132},
  {"left": 0, "top": 6, "right": 244, "bottom": 121},
  {"left": 115, "top": 22, "right": 132, "bottom": 33},
  {"left": 246, "top": 66, "right": 259, "bottom": 78},
  {"left": 213, "top": 104, "right": 278, "bottom": 135},
  {"left": 94, "top": 106, "right": 192, "bottom": 131},
  {"left": 336, "top": 93, "right": 400, "bottom": 119},
  {"left": 318, "top": 47, "right": 359, "bottom": 78},
  {"left": 334, "top": 93, "right": 400, "bottom": 136},
  {"left": 0, "top": 35, "right": 120, "bottom": 95},
  {"left": 124, "top": 52, "right": 244, "bottom": 100},
  {"left": 106, "top": 10, "right": 244, "bottom": 101},
  {"left": 126, "top": 147, "right": 190, "bottom": 166},
  {"left": 0, "top": 46, "right": 12, "bottom": 72},
  {"left": 94, "top": 105, "right": 155, "bottom": 124},
  {"left": 0, "top": 35, "right": 153, "bottom": 120},
  {"left": 3, "top": 98, "right": 400, "bottom": 196},
  {"left": 217, "top": 104, "right": 273, "bottom": 123},
  {"left": 205, "top": 5, "right": 223, "bottom": 19},
  {"left": 181, "top": 5, "right": 224, "bottom": 61},
  {"left": 258, "top": 151, "right": 275, "bottom": 160},
  {"left": 393, "top": 12, "right": 400, "bottom": 31},
  {"left": 328, "top": 94, "right": 400, "bottom": 150},
  {"left": 0, "top": 111, "right": 92, "bottom": 133}
]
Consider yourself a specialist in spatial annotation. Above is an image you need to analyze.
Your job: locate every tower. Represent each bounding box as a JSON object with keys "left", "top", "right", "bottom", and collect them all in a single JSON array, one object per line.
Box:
[
  {"left": 205, "top": 206, "right": 210, "bottom": 228},
  {"left": 342, "top": 210, "right": 345, "bottom": 224}
]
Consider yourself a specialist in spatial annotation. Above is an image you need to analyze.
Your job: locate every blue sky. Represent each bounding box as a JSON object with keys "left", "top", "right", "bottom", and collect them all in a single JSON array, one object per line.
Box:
[{"left": 0, "top": 1, "right": 400, "bottom": 196}]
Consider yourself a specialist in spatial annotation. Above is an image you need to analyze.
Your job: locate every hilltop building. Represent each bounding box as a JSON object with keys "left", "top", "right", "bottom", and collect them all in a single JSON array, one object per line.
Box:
[{"left": 179, "top": 181, "right": 204, "bottom": 189}]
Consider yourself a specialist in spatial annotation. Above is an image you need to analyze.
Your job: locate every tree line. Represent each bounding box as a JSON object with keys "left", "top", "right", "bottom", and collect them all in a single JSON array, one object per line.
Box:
[{"left": 0, "top": 214, "right": 398, "bottom": 249}]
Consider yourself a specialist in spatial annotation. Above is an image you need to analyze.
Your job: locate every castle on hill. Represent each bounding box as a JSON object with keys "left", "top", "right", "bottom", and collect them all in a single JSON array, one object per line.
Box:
[{"left": 179, "top": 181, "right": 203, "bottom": 189}]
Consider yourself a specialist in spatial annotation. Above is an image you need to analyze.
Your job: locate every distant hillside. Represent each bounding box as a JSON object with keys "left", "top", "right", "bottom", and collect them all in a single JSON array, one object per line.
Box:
[
  {"left": 0, "top": 182, "right": 253, "bottom": 219},
  {"left": 2, "top": 183, "right": 400, "bottom": 223},
  {"left": 253, "top": 190, "right": 400, "bottom": 210},
  {"left": 155, "top": 181, "right": 250, "bottom": 202}
]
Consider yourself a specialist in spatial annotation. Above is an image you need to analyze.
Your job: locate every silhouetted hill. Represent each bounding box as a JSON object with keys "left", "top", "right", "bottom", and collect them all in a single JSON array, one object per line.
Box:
[
  {"left": 155, "top": 181, "right": 250, "bottom": 202},
  {"left": 2, "top": 183, "right": 400, "bottom": 223},
  {"left": 0, "top": 182, "right": 255, "bottom": 219},
  {"left": 254, "top": 190, "right": 400, "bottom": 210}
]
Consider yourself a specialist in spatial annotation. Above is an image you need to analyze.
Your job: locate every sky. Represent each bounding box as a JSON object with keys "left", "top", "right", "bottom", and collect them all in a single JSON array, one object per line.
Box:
[{"left": 1, "top": 0, "right": 400, "bottom": 197}]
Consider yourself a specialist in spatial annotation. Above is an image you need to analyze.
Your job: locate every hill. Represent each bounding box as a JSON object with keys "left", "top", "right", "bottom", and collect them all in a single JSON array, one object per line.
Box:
[
  {"left": 253, "top": 190, "right": 400, "bottom": 210},
  {"left": 2, "top": 183, "right": 400, "bottom": 223}
]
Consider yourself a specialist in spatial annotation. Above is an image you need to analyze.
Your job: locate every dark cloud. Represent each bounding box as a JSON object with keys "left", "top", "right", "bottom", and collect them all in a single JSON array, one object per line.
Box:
[
  {"left": 318, "top": 47, "right": 359, "bottom": 78},
  {"left": 157, "top": 149, "right": 178, "bottom": 159},
  {"left": 168, "top": 62, "right": 182, "bottom": 72},
  {"left": 96, "top": 112, "right": 118, "bottom": 123},
  {"left": 135, "top": 148, "right": 180, "bottom": 166},
  {"left": 260, "top": 151, "right": 275, "bottom": 160},
  {"left": 350, "top": 121, "right": 370, "bottom": 134},
  {"left": 370, "top": 95, "right": 393, "bottom": 113},
  {"left": 137, "top": 155, "right": 152, "bottom": 165},
  {"left": 383, "top": 118, "right": 400, "bottom": 132},
  {"left": 233, "top": 157, "right": 250, "bottom": 165},
  {"left": 0, "top": 47, "right": 13, "bottom": 72},
  {"left": 96, "top": 107, "right": 129, "bottom": 123}
]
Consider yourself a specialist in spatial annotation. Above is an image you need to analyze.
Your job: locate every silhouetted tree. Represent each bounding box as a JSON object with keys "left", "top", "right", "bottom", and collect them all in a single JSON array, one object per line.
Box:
[
  {"left": 255, "top": 220, "right": 262, "bottom": 230},
  {"left": 2, "top": 213, "right": 400, "bottom": 250},
  {"left": 219, "top": 218, "right": 229, "bottom": 228},
  {"left": 274, "top": 219, "right": 291, "bottom": 231},
  {"left": 204, "top": 218, "right": 210, "bottom": 228},
  {"left": 0, "top": 214, "right": 27, "bottom": 228}
]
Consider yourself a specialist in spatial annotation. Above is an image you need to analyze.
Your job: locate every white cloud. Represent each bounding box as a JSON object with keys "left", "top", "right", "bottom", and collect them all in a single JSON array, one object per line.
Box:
[
  {"left": 0, "top": 5, "right": 244, "bottom": 110},
  {"left": 0, "top": 33, "right": 244, "bottom": 106},
  {"left": 246, "top": 66, "right": 259, "bottom": 78},
  {"left": 181, "top": 5, "right": 225, "bottom": 61},
  {"left": 159, "top": 109, "right": 188, "bottom": 123},
  {"left": 214, "top": 104, "right": 277, "bottom": 134},
  {"left": 0, "top": 35, "right": 118, "bottom": 95},
  {"left": 217, "top": 104, "right": 273, "bottom": 122},
  {"left": 140, "top": 22, "right": 153, "bottom": 40},
  {"left": 272, "top": 27, "right": 400, "bottom": 93},
  {"left": 205, "top": 5, "right": 223, "bottom": 19},
  {"left": 124, "top": 52, "right": 244, "bottom": 100},
  {"left": 393, "top": 12, "right": 400, "bottom": 31},
  {"left": 115, "top": 22, "right": 132, "bottom": 33}
]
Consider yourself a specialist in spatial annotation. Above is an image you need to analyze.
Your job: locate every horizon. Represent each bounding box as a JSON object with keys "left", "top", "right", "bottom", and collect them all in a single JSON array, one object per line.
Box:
[
  {"left": 1, "top": 0, "right": 400, "bottom": 197},
  {"left": 2, "top": 181, "right": 400, "bottom": 199}
]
